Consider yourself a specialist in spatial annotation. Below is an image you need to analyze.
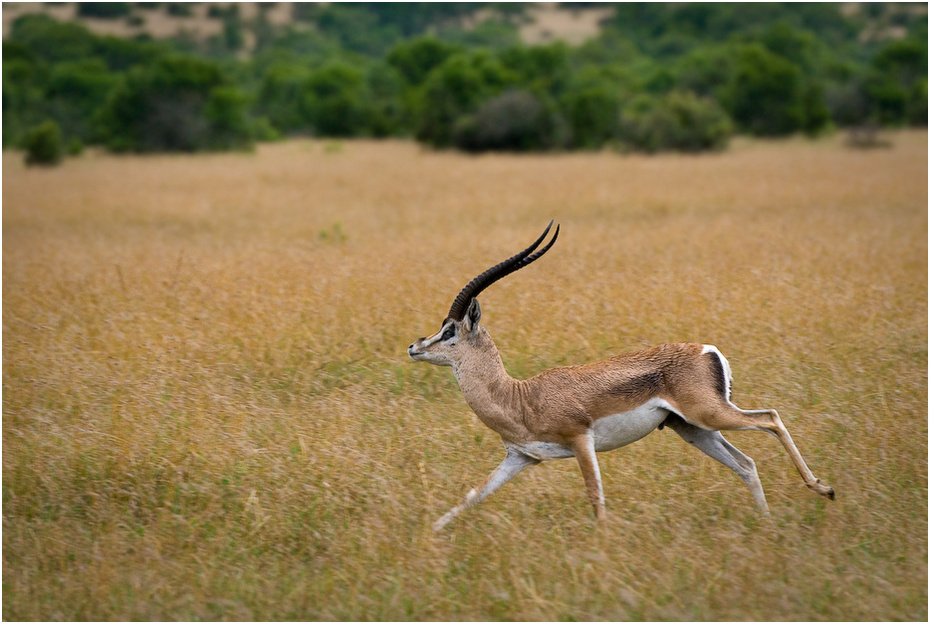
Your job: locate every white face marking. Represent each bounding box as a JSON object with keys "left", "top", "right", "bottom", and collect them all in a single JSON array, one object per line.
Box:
[
  {"left": 590, "top": 397, "right": 672, "bottom": 453},
  {"left": 408, "top": 321, "right": 459, "bottom": 365}
]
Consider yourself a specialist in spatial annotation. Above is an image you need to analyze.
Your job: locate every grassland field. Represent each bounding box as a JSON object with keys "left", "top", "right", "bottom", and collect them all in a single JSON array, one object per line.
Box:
[{"left": 3, "top": 132, "right": 927, "bottom": 620}]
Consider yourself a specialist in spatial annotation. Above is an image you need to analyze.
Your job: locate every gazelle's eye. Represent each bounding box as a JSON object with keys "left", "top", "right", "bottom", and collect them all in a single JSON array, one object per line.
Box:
[{"left": 441, "top": 328, "right": 456, "bottom": 341}]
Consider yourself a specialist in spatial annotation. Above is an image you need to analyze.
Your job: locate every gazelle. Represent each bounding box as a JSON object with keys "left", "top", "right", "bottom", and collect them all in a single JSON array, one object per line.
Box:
[{"left": 409, "top": 222, "right": 835, "bottom": 531}]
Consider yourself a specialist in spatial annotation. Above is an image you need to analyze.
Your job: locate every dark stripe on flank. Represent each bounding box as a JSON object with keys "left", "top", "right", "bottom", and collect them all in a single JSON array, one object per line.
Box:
[
  {"left": 705, "top": 351, "right": 728, "bottom": 400},
  {"left": 609, "top": 370, "right": 662, "bottom": 399}
]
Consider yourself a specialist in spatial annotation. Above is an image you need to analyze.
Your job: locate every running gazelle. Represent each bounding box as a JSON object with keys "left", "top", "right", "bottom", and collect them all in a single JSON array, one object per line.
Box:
[{"left": 408, "top": 221, "right": 835, "bottom": 530}]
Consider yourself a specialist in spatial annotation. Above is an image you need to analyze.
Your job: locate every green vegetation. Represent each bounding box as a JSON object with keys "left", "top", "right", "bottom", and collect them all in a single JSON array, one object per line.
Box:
[
  {"left": 2, "top": 3, "right": 926, "bottom": 160},
  {"left": 20, "top": 119, "right": 64, "bottom": 166}
]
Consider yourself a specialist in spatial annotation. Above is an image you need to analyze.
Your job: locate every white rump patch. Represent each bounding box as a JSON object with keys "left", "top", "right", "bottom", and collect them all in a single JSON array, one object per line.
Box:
[{"left": 702, "top": 344, "right": 733, "bottom": 402}]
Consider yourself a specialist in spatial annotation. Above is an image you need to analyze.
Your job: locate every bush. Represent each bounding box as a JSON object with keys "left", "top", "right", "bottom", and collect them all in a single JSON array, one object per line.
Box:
[
  {"left": 721, "top": 44, "right": 829, "bottom": 136},
  {"left": 618, "top": 91, "right": 733, "bottom": 153},
  {"left": 452, "top": 90, "right": 564, "bottom": 152},
  {"left": 46, "top": 59, "right": 118, "bottom": 142},
  {"left": 864, "top": 37, "right": 928, "bottom": 126},
  {"left": 21, "top": 120, "right": 64, "bottom": 166},
  {"left": 301, "top": 64, "right": 373, "bottom": 137},
  {"left": 414, "top": 52, "right": 517, "bottom": 148},
  {"left": 77, "top": 3, "right": 131, "bottom": 19},
  {"left": 98, "top": 55, "right": 252, "bottom": 152},
  {"left": 387, "top": 36, "right": 459, "bottom": 86},
  {"left": 204, "top": 86, "right": 253, "bottom": 150},
  {"left": 561, "top": 81, "right": 622, "bottom": 149},
  {"left": 255, "top": 63, "right": 311, "bottom": 134}
]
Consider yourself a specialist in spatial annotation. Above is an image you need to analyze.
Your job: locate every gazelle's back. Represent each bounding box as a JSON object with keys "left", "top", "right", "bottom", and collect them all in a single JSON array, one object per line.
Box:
[{"left": 522, "top": 342, "right": 713, "bottom": 423}]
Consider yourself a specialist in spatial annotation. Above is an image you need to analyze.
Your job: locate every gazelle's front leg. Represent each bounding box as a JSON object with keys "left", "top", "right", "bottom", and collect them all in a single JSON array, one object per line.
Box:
[
  {"left": 571, "top": 433, "right": 606, "bottom": 520},
  {"left": 433, "top": 448, "right": 539, "bottom": 531}
]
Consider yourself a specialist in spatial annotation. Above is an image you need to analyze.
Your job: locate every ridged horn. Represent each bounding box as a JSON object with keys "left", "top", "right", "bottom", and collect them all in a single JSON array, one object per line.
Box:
[{"left": 447, "top": 220, "right": 560, "bottom": 322}]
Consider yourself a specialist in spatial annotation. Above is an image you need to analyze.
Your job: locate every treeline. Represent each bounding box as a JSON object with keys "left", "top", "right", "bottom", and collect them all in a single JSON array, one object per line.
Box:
[{"left": 3, "top": 3, "right": 926, "bottom": 163}]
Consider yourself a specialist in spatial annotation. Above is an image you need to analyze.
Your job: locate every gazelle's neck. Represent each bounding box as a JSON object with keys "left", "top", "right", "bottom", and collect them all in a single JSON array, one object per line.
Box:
[{"left": 451, "top": 327, "right": 526, "bottom": 440}]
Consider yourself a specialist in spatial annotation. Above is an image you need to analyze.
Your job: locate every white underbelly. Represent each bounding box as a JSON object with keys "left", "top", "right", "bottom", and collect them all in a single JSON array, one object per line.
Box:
[
  {"left": 590, "top": 398, "right": 672, "bottom": 452},
  {"left": 506, "top": 440, "right": 575, "bottom": 461},
  {"left": 505, "top": 398, "right": 674, "bottom": 461}
]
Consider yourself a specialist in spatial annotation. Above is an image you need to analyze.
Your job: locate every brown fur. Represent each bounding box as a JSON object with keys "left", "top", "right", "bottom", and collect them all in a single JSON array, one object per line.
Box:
[{"left": 410, "top": 308, "right": 835, "bottom": 527}]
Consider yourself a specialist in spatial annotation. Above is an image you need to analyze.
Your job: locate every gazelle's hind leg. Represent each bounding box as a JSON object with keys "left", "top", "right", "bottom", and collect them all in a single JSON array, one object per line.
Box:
[
  {"left": 695, "top": 404, "right": 835, "bottom": 500},
  {"left": 664, "top": 415, "right": 770, "bottom": 515}
]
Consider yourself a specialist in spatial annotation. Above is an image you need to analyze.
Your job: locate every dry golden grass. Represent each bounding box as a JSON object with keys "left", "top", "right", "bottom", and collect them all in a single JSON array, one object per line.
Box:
[{"left": 3, "top": 132, "right": 927, "bottom": 620}]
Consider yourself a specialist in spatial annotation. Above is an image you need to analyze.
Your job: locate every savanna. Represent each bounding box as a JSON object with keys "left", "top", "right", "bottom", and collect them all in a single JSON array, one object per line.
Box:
[{"left": 3, "top": 132, "right": 927, "bottom": 620}]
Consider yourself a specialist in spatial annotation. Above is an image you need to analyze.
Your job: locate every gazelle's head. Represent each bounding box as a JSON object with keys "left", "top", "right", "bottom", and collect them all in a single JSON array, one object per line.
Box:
[{"left": 408, "top": 221, "right": 559, "bottom": 367}]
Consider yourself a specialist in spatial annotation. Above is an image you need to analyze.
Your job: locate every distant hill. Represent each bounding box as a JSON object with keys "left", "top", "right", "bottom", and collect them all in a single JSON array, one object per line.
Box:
[{"left": 1, "top": 2, "right": 616, "bottom": 50}]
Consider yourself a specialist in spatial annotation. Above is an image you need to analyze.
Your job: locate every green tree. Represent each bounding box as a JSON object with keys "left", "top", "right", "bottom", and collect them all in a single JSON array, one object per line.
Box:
[
  {"left": 98, "top": 55, "right": 252, "bottom": 152},
  {"left": 256, "top": 62, "right": 311, "bottom": 133},
  {"left": 618, "top": 91, "right": 733, "bottom": 153},
  {"left": 77, "top": 3, "right": 132, "bottom": 19},
  {"left": 45, "top": 59, "right": 118, "bottom": 142},
  {"left": 8, "top": 14, "right": 96, "bottom": 63},
  {"left": 301, "top": 64, "right": 373, "bottom": 137},
  {"left": 499, "top": 42, "right": 571, "bottom": 95},
  {"left": 864, "top": 37, "right": 928, "bottom": 126},
  {"left": 559, "top": 69, "right": 624, "bottom": 149},
  {"left": 413, "top": 52, "right": 517, "bottom": 148},
  {"left": 2, "top": 43, "right": 49, "bottom": 147},
  {"left": 722, "top": 44, "right": 807, "bottom": 136},
  {"left": 366, "top": 62, "right": 407, "bottom": 137},
  {"left": 387, "top": 36, "right": 459, "bottom": 86}
]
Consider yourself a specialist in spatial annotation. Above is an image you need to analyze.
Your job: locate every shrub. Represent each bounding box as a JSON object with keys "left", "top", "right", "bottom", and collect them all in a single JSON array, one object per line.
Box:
[
  {"left": 452, "top": 90, "right": 564, "bottom": 152},
  {"left": 98, "top": 55, "right": 252, "bottom": 152},
  {"left": 414, "top": 52, "right": 517, "bottom": 148},
  {"left": 8, "top": 14, "right": 96, "bottom": 64},
  {"left": 45, "top": 59, "right": 118, "bottom": 142},
  {"left": 386, "top": 36, "right": 459, "bottom": 86},
  {"left": 864, "top": 37, "right": 928, "bottom": 126},
  {"left": 561, "top": 82, "right": 622, "bottom": 149},
  {"left": 721, "top": 44, "right": 807, "bottom": 136},
  {"left": 301, "top": 64, "right": 373, "bottom": 137},
  {"left": 618, "top": 91, "right": 733, "bottom": 153},
  {"left": 255, "top": 63, "right": 311, "bottom": 134},
  {"left": 21, "top": 120, "right": 64, "bottom": 166},
  {"left": 204, "top": 86, "right": 253, "bottom": 150},
  {"left": 77, "top": 3, "right": 131, "bottom": 19}
]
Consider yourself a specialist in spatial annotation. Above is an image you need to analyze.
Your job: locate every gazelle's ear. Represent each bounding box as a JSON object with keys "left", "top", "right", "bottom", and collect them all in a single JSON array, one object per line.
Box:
[{"left": 463, "top": 298, "right": 481, "bottom": 333}]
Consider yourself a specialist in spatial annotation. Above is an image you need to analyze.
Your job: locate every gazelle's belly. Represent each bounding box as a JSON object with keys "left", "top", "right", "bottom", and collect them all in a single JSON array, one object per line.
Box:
[
  {"left": 505, "top": 398, "right": 674, "bottom": 461},
  {"left": 591, "top": 398, "right": 672, "bottom": 452},
  {"left": 506, "top": 440, "right": 575, "bottom": 461}
]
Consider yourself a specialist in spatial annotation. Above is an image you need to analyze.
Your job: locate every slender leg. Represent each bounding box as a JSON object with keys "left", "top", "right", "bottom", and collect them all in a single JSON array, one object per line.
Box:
[
  {"left": 571, "top": 433, "right": 606, "bottom": 520},
  {"left": 665, "top": 415, "right": 770, "bottom": 515},
  {"left": 688, "top": 404, "right": 835, "bottom": 500},
  {"left": 739, "top": 408, "right": 835, "bottom": 499},
  {"left": 433, "top": 448, "right": 539, "bottom": 531}
]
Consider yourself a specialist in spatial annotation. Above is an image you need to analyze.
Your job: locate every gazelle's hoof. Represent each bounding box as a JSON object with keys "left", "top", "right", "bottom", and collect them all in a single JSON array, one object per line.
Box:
[{"left": 809, "top": 479, "right": 835, "bottom": 500}]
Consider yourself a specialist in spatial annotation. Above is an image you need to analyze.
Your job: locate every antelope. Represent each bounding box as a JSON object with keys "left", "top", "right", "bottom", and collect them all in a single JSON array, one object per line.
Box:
[{"left": 408, "top": 222, "right": 835, "bottom": 531}]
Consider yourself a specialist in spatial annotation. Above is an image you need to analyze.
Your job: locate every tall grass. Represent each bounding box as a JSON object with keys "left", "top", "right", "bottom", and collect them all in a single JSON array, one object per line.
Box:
[{"left": 3, "top": 132, "right": 927, "bottom": 620}]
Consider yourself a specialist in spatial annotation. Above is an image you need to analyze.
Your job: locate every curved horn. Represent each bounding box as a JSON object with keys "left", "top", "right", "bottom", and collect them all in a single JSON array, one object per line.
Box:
[{"left": 447, "top": 220, "right": 560, "bottom": 322}]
